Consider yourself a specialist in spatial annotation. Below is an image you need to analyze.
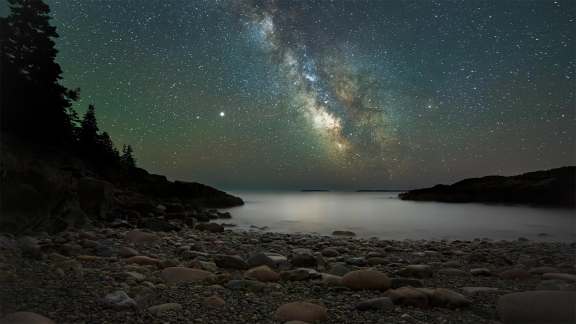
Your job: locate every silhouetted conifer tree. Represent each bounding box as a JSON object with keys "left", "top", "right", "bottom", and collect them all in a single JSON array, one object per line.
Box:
[
  {"left": 121, "top": 145, "right": 136, "bottom": 168},
  {"left": 0, "top": 0, "right": 79, "bottom": 144}
]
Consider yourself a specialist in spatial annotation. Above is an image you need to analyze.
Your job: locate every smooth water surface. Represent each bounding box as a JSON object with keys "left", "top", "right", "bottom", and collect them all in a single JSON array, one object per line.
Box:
[{"left": 220, "top": 191, "right": 575, "bottom": 241}]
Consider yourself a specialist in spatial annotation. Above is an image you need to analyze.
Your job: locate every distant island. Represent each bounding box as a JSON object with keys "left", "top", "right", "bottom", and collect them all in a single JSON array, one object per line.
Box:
[
  {"left": 301, "top": 189, "right": 331, "bottom": 192},
  {"left": 399, "top": 166, "right": 575, "bottom": 208}
]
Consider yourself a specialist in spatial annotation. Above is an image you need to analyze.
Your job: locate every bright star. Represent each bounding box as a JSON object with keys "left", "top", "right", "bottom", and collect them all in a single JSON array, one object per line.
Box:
[{"left": 219, "top": 111, "right": 225, "bottom": 117}]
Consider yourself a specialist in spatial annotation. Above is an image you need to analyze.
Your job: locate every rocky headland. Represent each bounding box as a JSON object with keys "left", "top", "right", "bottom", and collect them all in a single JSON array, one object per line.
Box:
[{"left": 399, "top": 167, "right": 576, "bottom": 207}]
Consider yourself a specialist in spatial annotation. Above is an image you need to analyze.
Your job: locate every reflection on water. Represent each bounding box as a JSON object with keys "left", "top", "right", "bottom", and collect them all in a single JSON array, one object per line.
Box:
[{"left": 219, "top": 192, "right": 576, "bottom": 241}]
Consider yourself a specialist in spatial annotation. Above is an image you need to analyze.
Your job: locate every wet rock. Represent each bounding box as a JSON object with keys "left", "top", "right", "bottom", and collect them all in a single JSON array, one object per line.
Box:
[
  {"left": 341, "top": 269, "right": 391, "bottom": 290},
  {"left": 117, "top": 246, "right": 139, "bottom": 258},
  {"left": 244, "top": 265, "right": 280, "bottom": 282},
  {"left": 355, "top": 297, "right": 394, "bottom": 311},
  {"left": 214, "top": 254, "right": 248, "bottom": 269},
  {"left": 274, "top": 301, "right": 328, "bottom": 322},
  {"left": 281, "top": 268, "right": 319, "bottom": 281},
  {"left": 497, "top": 291, "right": 576, "bottom": 324},
  {"left": 320, "top": 273, "right": 343, "bottom": 286},
  {"left": 332, "top": 230, "right": 356, "bottom": 237},
  {"left": 161, "top": 267, "right": 214, "bottom": 284},
  {"left": 0, "top": 312, "right": 55, "bottom": 324}
]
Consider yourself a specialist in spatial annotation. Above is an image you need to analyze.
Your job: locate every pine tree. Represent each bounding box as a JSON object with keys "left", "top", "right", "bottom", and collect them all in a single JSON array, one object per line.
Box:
[
  {"left": 99, "top": 132, "right": 119, "bottom": 162},
  {"left": 78, "top": 105, "right": 99, "bottom": 151},
  {"left": 0, "top": 0, "right": 79, "bottom": 143},
  {"left": 121, "top": 145, "right": 136, "bottom": 168}
]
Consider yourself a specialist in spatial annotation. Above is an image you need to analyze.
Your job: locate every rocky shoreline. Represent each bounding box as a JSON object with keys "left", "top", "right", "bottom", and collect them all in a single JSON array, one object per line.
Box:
[{"left": 1, "top": 222, "right": 575, "bottom": 323}]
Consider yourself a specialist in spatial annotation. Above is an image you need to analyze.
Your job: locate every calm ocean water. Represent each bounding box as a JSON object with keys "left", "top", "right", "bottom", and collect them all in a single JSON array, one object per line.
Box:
[{"left": 219, "top": 191, "right": 576, "bottom": 241}]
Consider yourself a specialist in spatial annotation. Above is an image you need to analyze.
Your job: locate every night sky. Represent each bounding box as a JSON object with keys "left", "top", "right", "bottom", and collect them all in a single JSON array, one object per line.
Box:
[{"left": 2, "top": 0, "right": 574, "bottom": 190}]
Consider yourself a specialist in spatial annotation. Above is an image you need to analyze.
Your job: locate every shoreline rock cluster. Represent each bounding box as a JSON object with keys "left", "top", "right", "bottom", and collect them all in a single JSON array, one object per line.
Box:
[{"left": 1, "top": 222, "right": 575, "bottom": 323}]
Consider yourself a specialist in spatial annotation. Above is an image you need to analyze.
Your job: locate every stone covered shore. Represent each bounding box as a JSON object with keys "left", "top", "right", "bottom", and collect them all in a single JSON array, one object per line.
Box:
[{"left": 0, "top": 224, "right": 575, "bottom": 324}]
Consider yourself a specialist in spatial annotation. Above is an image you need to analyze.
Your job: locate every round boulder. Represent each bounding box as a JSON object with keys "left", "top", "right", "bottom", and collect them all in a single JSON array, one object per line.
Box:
[
  {"left": 274, "top": 301, "right": 328, "bottom": 322},
  {"left": 341, "top": 270, "right": 391, "bottom": 290}
]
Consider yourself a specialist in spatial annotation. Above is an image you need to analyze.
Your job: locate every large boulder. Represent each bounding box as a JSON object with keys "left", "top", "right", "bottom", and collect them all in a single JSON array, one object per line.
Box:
[
  {"left": 244, "top": 265, "right": 280, "bottom": 282},
  {"left": 497, "top": 291, "right": 576, "bottom": 324},
  {"left": 214, "top": 254, "right": 248, "bottom": 270},
  {"left": 341, "top": 270, "right": 391, "bottom": 290},
  {"left": 247, "top": 252, "right": 288, "bottom": 268}
]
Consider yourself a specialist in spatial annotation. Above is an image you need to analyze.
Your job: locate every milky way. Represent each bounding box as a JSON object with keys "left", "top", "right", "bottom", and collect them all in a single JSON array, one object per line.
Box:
[
  {"left": 4, "top": 0, "right": 573, "bottom": 189},
  {"left": 238, "top": 1, "right": 401, "bottom": 174}
]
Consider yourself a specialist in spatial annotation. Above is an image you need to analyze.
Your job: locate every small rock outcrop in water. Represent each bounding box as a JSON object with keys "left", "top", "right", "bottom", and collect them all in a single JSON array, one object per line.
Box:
[{"left": 399, "top": 166, "right": 575, "bottom": 207}]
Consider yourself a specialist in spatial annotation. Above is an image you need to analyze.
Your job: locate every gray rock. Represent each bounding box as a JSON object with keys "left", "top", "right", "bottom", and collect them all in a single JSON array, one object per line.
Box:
[
  {"left": 103, "top": 290, "right": 137, "bottom": 309},
  {"left": 247, "top": 252, "right": 288, "bottom": 268},
  {"left": 328, "top": 262, "right": 352, "bottom": 276},
  {"left": 195, "top": 222, "right": 224, "bottom": 233},
  {"left": 497, "top": 291, "right": 576, "bottom": 324},
  {"left": 461, "top": 286, "right": 499, "bottom": 296},
  {"left": 148, "top": 303, "right": 182, "bottom": 315}
]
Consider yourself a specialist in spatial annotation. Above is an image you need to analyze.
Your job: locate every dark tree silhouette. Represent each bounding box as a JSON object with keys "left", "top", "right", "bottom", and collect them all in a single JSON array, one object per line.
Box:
[
  {"left": 0, "top": 0, "right": 79, "bottom": 144},
  {"left": 121, "top": 144, "right": 136, "bottom": 168},
  {"left": 78, "top": 105, "right": 99, "bottom": 149},
  {"left": 99, "top": 132, "right": 120, "bottom": 163}
]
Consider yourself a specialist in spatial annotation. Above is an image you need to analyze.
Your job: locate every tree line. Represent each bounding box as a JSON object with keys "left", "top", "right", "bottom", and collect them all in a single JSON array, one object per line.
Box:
[{"left": 0, "top": 0, "right": 135, "bottom": 169}]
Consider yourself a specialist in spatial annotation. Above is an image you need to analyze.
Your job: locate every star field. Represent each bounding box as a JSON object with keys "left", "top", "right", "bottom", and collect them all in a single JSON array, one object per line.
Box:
[{"left": 3, "top": 0, "right": 573, "bottom": 189}]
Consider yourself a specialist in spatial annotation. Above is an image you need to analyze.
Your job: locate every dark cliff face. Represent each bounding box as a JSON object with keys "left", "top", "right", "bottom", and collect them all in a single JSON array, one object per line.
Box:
[{"left": 399, "top": 167, "right": 576, "bottom": 208}]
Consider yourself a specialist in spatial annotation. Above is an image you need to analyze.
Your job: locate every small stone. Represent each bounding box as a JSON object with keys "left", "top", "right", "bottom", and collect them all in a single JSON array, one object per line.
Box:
[
  {"left": 245, "top": 265, "right": 280, "bottom": 282},
  {"left": 117, "top": 246, "right": 139, "bottom": 258},
  {"left": 103, "top": 290, "right": 137, "bottom": 309},
  {"left": 125, "top": 271, "right": 146, "bottom": 281},
  {"left": 385, "top": 287, "right": 429, "bottom": 308},
  {"left": 542, "top": 273, "right": 576, "bottom": 282},
  {"left": 430, "top": 288, "right": 471, "bottom": 308},
  {"left": 341, "top": 269, "right": 391, "bottom": 290},
  {"left": 225, "top": 279, "right": 267, "bottom": 292},
  {"left": 470, "top": 268, "right": 491, "bottom": 276},
  {"left": 214, "top": 254, "right": 248, "bottom": 269},
  {"left": 125, "top": 230, "right": 160, "bottom": 246},
  {"left": 0, "top": 312, "right": 55, "bottom": 324},
  {"left": 148, "top": 303, "right": 182, "bottom": 315},
  {"left": 438, "top": 268, "right": 468, "bottom": 276},
  {"left": 161, "top": 267, "right": 214, "bottom": 284},
  {"left": 327, "top": 262, "right": 352, "bottom": 276},
  {"left": 367, "top": 257, "right": 387, "bottom": 266},
  {"left": 332, "top": 230, "right": 356, "bottom": 236},
  {"left": 355, "top": 297, "right": 394, "bottom": 311},
  {"left": 291, "top": 250, "right": 317, "bottom": 268},
  {"left": 390, "top": 277, "right": 424, "bottom": 289},
  {"left": 397, "top": 265, "right": 433, "bottom": 278},
  {"left": 461, "top": 287, "right": 499, "bottom": 296},
  {"left": 247, "top": 252, "right": 288, "bottom": 268},
  {"left": 274, "top": 302, "right": 328, "bottom": 322},
  {"left": 499, "top": 268, "right": 531, "bottom": 280},
  {"left": 203, "top": 295, "right": 226, "bottom": 308},
  {"left": 321, "top": 247, "right": 339, "bottom": 257},
  {"left": 126, "top": 255, "right": 161, "bottom": 266},
  {"left": 195, "top": 222, "right": 224, "bottom": 233}
]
